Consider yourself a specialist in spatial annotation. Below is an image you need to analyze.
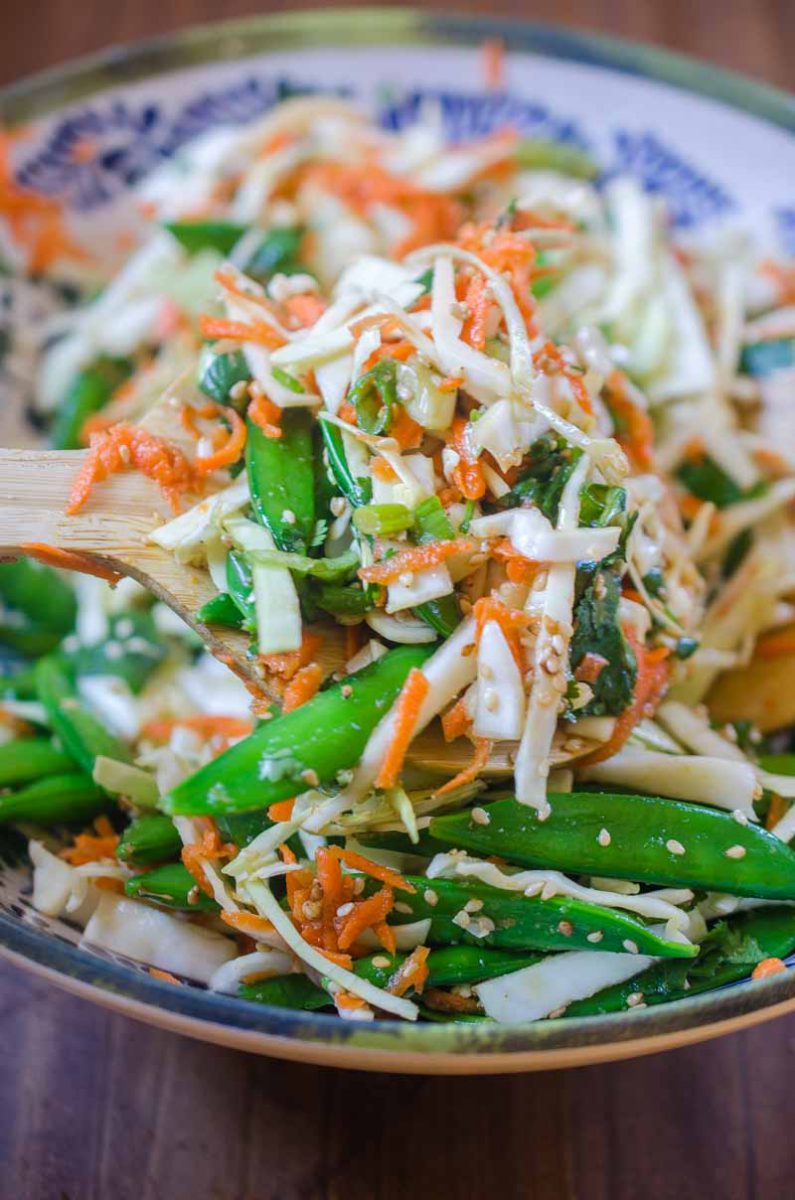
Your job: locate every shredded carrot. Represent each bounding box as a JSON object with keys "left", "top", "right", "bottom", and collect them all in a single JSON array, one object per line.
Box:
[
  {"left": 534, "top": 340, "right": 593, "bottom": 416},
  {"left": 19, "top": 544, "right": 122, "bottom": 585},
  {"left": 373, "top": 667, "right": 429, "bottom": 790},
  {"left": 450, "top": 415, "right": 486, "bottom": 500},
  {"left": 345, "top": 623, "right": 364, "bottom": 661},
  {"left": 755, "top": 626, "right": 795, "bottom": 660},
  {"left": 434, "top": 737, "right": 491, "bottom": 797},
  {"left": 579, "top": 636, "right": 670, "bottom": 767},
  {"left": 373, "top": 920, "right": 397, "bottom": 956},
  {"left": 438, "top": 374, "right": 464, "bottom": 393},
  {"left": 422, "top": 987, "right": 481, "bottom": 1013},
  {"left": 328, "top": 846, "right": 416, "bottom": 894},
  {"left": 149, "top": 968, "right": 181, "bottom": 985},
  {"left": 370, "top": 456, "right": 399, "bottom": 483},
  {"left": 605, "top": 370, "right": 655, "bottom": 470},
  {"left": 61, "top": 815, "right": 119, "bottom": 866},
  {"left": 359, "top": 538, "right": 475, "bottom": 585},
  {"left": 248, "top": 388, "right": 283, "bottom": 439},
  {"left": 441, "top": 694, "right": 472, "bottom": 743},
  {"left": 760, "top": 259, "right": 795, "bottom": 306},
  {"left": 389, "top": 945, "right": 430, "bottom": 997},
  {"left": 282, "top": 662, "right": 324, "bottom": 713},
  {"left": 317, "top": 948, "right": 354, "bottom": 970},
  {"left": 279, "top": 842, "right": 297, "bottom": 865},
  {"left": 182, "top": 824, "right": 236, "bottom": 897},
  {"left": 766, "top": 793, "right": 787, "bottom": 832},
  {"left": 574, "top": 651, "right": 609, "bottom": 686},
  {"left": 335, "top": 990, "right": 368, "bottom": 1011},
  {"left": 338, "top": 400, "right": 358, "bottom": 425},
  {"left": 141, "top": 715, "right": 253, "bottom": 743},
  {"left": 66, "top": 423, "right": 197, "bottom": 515},
  {"left": 221, "top": 910, "right": 277, "bottom": 938},
  {"left": 267, "top": 798, "right": 296, "bottom": 823},
  {"left": 260, "top": 630, "right": 323, "bottom": 681},
  {"left": 198, "top": 314, "right": 286, "bottom": 350},
  {"left": 283, "top": 292, "right": 327, "bottom": 328},
  {"left": 337, "top": 885, "right": 395, "bottom": 951},
  {"left": 0, "top": 130, "right": 89, "bottom": 272},
  {"left": 461, "top": 272, "right": 492, "bottom": 351},
  {"left": 389, "top": 405, "right": 425, "bottom": 451},
  {"left": 316, "top": 846, "right": 347, "bottom": 951},
  {"left": 752, "top": 957, "right": 787, "bottom": 980},
  {"left": 473, "top": 593, "right": 529, "bottom": 671},
  {"left": 192, "top": 403, "right": 247, "bottom": 475},
  {"left": 365, "top": 339, "right": 415, "bottom": 371}
]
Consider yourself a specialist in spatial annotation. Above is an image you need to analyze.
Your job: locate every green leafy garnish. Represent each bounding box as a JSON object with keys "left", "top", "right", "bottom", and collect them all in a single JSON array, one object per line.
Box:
[{"left": 569, "top": 571, "right": 637, "bottom": 716}]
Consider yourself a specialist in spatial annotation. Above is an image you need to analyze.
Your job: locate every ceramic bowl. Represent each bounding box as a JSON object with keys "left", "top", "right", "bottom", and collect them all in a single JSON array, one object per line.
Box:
[{"left": 1, "top": 9, "right": 794, "bottom": 1074}]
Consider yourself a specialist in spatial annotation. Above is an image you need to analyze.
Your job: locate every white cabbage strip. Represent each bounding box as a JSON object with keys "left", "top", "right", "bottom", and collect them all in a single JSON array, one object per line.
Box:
[{"left": 476, "top": 950, "right": 654, "bottom": 1022}]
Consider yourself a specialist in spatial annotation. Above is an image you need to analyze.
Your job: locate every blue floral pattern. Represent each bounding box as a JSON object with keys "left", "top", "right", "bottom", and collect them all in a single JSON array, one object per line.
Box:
[{"left": 10, "top": 72, "right": 741, "bottom": 231}]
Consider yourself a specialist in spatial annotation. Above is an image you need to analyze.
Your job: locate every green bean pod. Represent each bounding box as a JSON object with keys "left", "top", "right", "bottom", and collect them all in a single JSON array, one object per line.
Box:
[
  {"left": 429, "top": 794, "right": 795, "bottom": 899},
  {"left": 35, "top": 657, "right": 131, "bottom": 776},
  {"left": 194, "top": 592, "right": 245, "bottom": 629},
  {"left": 320, "top": 420, "right": 372, "bottom": 508},
  {"left": 416, "top": 593, "right": 462, "bottom": 639},
  {"left": 116, "top": 814, "right": 182, "bottom": 866},
  {"left": 0, "top": 559, "right": 76, "bottom": 636},
  {"left": 198, "top": 348, "right": 251, "bottom": 407},
  {"left": 375, "top": 874, "right": 695, "bottom": 958},
  {"left": 51, "top": 357, "right": 133, "bottom": 450},
  {"left": 0, "top": 773, "right": 106, "bottom": 825},
  {"left": 564, "top": 906, "right": 795, "bottom": 1018},
  {"left": 246, "top": 409, "right": 315, "bottom": 553},
  {"left": 225, "top": 551, "right": 256, "bottom": 632},
  {"left": 165, "top": 220, "right": 247, "bottom": 255},
  {"left": 161, "top": 643, "right": 433, "bottom": 815},
  {"left": 125, "top": 862, "right": 218, "bottom": 911},
  {"left": 0, "top": 737, "right": 75, "bottom": 786}
]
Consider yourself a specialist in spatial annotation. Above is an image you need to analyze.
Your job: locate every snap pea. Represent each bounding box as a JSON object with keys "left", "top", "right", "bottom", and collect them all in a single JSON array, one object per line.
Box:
[
  {"left": 63, "top": 609, "right": 166, "bottom": 694},
  {"left": 243, "top": 226, "right": 305, "bottom": 284},
  {"left": 161, "top": 644, "right": 433, "bottom": 815},
  {"left": 216, "top": 809, "right": 276, "bottom": 847},
  {"left": 0, "top": 624, "right": 61, "bottom": 657},
  {"left": 116, "top": 813, "right": 182, "bottom": 866},
  {"left": 313, "top": 581, "right": 375, "bottom": 618},
  {"left": 225, "top": 551, "right": 256, "bottom": 633},
  {"left": 246, "top": 409, "right": 315, "bottom": 553},
  {"left": 51, "top": 356, "right": 133, "bottom": 450},
  {"left": 165, "top": 220, "right": 247, "bottom": 256},
  {"left": 564, "top": 906, "right": 795, "bottom": 1018},
  {"left": 125, "top": 862, "right": 218, "bottom": 911},
  {"left": 240, "top": 973, "right": 330, "bottom": 1011},
  {"left": 0, "top": 737, "right": 74, "bottom": 787},
  {"left": 429, "top": 793, "right": 795, "bottom": 899},
  {"left": 194, "top": 592, "right": 245, "bottom": 629},
  {"left": 240, "top": 946, "right": 543, "bottom": 1011},
  {"left": 0, "top": 772, "right": 106, "bottom": 825},
  {"left": 0, "top": 664, "right": 38, "bottom": 699},
  {"left": 198, "top": 348, "right": 251, "bottom": 406},
  {"left": 416, "top": 593, "right": 462, "bottom": 639},
  {"left": 371, "top": 875, "right": 695, "bottom": 958},
  {"left": 0, "top": 559, "right": 76, "bottom": 636},
  {"left": 320, "top": 420, "right": 372, "bottom": 508},
  {"left": 35, "top": 657, "right": 131, "bottom": 777}
]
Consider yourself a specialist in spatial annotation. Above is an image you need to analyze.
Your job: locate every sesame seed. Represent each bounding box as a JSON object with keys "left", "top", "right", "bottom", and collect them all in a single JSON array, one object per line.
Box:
[
  {"left": 118, "top": 444, "right": 131, "bottom": 464},
  {"left": 302, "top": 900, "right": 321, "bottom": 920},
  {"left": 587, "top": 931, "right": 604, "bottom": 944},
  {"left": 626, "top": 992, "right": 644, "bottom": 1007},
  {"left": 301, "top": 769, "right": 319, "bottom": 787},
  {"left": 340, "top": 685, "right": 353, "bottom": 699},
  {"left": 471, "top": 807, "right": 491, "bottom": 826},
  {"left": 558, "top": 920, "right": 574, "bottom": 937},
  {"left": 336, "top": 902, "right": 354, "bottom": 918},
  {"left": 480, "top": 663, "right": 494, "bottom": 681},
  {"left": 542, "top": 655, "right": 561, "bottom": 675},
  {"left": 372, "top": 955, "right": 391, "bottom": 969},
  {"left": 283, "top": 509, "right": 296, "bottom": 525},
  {"left": 666, "top": 839, "right": 686, "bottom": 856},
  {"left": 725, "top": 844, "right": 747, "bottom": 859},
  {"left": 104, "top": 641, "right": 123, "bottom": 660},
  {"left": 732, "top": 809, "right": 749, "bottom": 826},
  {"left": 452, "top": 909, "right": 471, "bottom": 929},
  {"left": 115, "top": 618, "right": 134, "bottom": 638},
  {"left": 484, "top": 688, "right": 499, "bottom": 713},
  {"left": 623, "top": 939, "right": 640, "bottom": 954},
  {"left": 230, "top": 380, "right": 248, "bottom": 401},
  {"left": 399, "top": 572, "right": 414, "bottom": 587},
  {"left": 547, "top": 1005, "right": 568, "bottom": 1019},
  {"left": 394, "top": 901, "right": 412, "bottom": 915},
  {"left": 597, "top": 828, "right": 611, "bottom": 847},
  {"left": 330, "top": 496, "right": 347, "bottom": 517},
  {"left": 464, "top": 898, "right": 484, "bottom": 913},
  {"left": 423, "top": 889, "right": 439, "bottom": 907},
  {"left": 550, "top": 634, "right": 565, "bottom": 655},
  {"left": 353, "top": 877, "right": 365, "bottom": 896},
  {"left": 468, "top": 916, "right": 496, "bottom": 939},
  {"left": 541, "top": 882, "right": 557, "bottom": 901}
]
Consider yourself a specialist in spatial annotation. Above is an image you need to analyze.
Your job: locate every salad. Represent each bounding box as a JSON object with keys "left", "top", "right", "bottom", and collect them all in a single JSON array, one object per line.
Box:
[{"left": 2, "top": 94, "right": 795, "bottom": 1025}]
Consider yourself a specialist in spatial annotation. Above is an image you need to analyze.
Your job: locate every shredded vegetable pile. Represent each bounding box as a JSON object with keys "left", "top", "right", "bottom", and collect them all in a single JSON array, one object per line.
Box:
[{"left": 3, "top": 96, "right": 795, "bottom": 1024}]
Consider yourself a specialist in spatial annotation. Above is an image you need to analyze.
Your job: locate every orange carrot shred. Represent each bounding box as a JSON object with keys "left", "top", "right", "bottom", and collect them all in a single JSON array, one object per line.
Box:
[
  {"left": 281, "top": 662, "right": 323, "bottom": 714},
  {"left": 66, "top": 423, "right": 197, "bottom": 515},
  {"left": 198, "top": 314, "right": 286, "bottom": 350},
  {"left": 192, "top": 403, "right": 247, "bottom": 475},
  {"left": 451, "top": 415, "right": 486, "bottom": 500},
  {"left": 221, "top": 911, "right": 277, "bottom": 938},
  {"left": 373, "top": 667, "right": 429, "bottom": 790},
  {"left": 766, "top": 793, "right": 787, "bottom": 832},
  {"left": 434, "top": 737, "right": 492, "bottom": 797},
  {"left": 19, "top": 544, "right": 122, "bottom": 585},
  {"left": 389, "top": 945, "right": 430, "bottom": 996},
  {"left": 328, "top": 846, "right": 416, "bottom": 894},
  {"left": 267, "top": 798, "right": 296, "bottom": 823},
  {"left": 337, "top": 886, "right": 395, "bottom": 951},
  {"left": 441, "top": 694, "right": 472, "bottom": 743},
  {"left": 752, "top": 957, "right": 787, "bottom": 980},
  {"left": 149, "top": 968, "right": 181, "bottom": 985},
  {"left": 248, "top": 388, "right": 283, "bottom": 439},
  {"left": 359, "top": 538, "right": 475, "bottom": 585}
]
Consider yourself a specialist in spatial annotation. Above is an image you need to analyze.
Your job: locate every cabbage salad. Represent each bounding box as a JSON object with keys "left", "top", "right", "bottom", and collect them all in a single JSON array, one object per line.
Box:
[{"left": 2, "top": 96, "right": 795, "bottom": 1024}]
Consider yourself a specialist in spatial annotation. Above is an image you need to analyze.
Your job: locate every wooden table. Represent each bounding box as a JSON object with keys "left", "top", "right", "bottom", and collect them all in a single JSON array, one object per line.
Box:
[{"left": 1, "top": 3, "right": 794, "bottom": 1197}]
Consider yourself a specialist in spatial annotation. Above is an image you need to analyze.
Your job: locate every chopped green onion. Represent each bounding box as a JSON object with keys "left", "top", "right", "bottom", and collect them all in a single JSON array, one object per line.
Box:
[
  {"left": 353, "top": 503, "right": 414, "bottom": 537},
  {"left": 414, "top": 495, "right": 455, "bottom": 543},
  {"left": 271, "top": 366, "right": 305, "bottom": 394},
  {"left": 349, "top": 360, "right": 397, "bottom": 435}
]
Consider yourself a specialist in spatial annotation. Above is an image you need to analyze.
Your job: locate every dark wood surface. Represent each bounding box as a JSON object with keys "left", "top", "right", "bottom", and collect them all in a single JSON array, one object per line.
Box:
[{"left": 1, "top": 4, "right": 794, "bottom": 1197}]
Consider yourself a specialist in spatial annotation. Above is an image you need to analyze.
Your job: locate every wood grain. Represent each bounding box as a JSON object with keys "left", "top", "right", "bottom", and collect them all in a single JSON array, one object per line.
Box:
[{"left": 1, "top": 3, "right": 794, "bottom": 1199}]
